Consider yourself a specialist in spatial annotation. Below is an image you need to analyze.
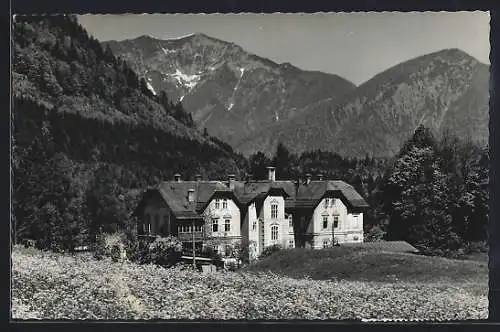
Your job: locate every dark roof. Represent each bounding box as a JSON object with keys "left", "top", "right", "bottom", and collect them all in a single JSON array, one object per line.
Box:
[
  {"left": 137, "top": 179, "right": 369, "bottom": 219},
  {"left": 156, "top": 181, "right": 228, "bottom": 219}
]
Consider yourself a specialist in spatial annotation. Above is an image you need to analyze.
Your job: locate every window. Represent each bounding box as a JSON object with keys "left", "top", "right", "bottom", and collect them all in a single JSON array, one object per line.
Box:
[
  {"left": 289, "top": 218, "right": 293, "bottom": 227},
  {"left": 271, "top": 203, "right": 278, "bottom": 219},
  {"left": 144, "top": 214, "right": 151, "bottom": 233},
  {"left": 288, "top": 239, "right": 294, "bottom": 248},
  {"left": 222, "top": 198, "right": 228, "bottom": 209},
  {"left": 271, "top": 225, "right": 279, "bottom": 241},
  {"left": 322, "top": 216, "right": 328, "bottom": 229},
  {"left": 194, "top": 225, "right": 202, "bottom": 232},
  {"left": 212, "top": 218, "right": 219, "bottom": 232},
  {"left": 324, "top": 198, "right": 329, "bottom": 208},
  {"left": 353, "top": 215, "right": 359, "bottom": 228},
  {"left": 154, "top": 214, "right": 160, "bottom": 233},
  {"left": 225, "top": 245, "right": 232, "bottom": 256},
  {"left": 252, "top": 220, "right": 257, "bottom": 231},
  {"left": 224, "top": 219, "right": 231, "bottom": 232},
  {"left": 163, "top": 215, "right": 169, "bottom": 233},
  {"left": 323, "top": 240, "right": 329, "bottom": 248},
  {"left": 333, "top": 215, "right": 339, "bottom": 228},
  {"left": 331, "top": 198, "right": 335, "bottom": 207},
  {"left": 215, "top": 199, "right": 220, "bottom": 209}
]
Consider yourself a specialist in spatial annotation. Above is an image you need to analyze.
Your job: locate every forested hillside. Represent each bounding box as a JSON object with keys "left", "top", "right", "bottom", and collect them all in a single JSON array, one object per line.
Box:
[{"left": 12, "top": 15, "right": 246, "bottom": 250}]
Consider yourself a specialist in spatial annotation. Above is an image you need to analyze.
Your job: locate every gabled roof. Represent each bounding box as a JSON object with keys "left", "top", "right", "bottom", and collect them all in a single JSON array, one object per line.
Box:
[
  {"left": 233, "top": 180, "right": 294, "bottom": 205},
  {"left": 156, "top": 181, "right": 229, "bottom": 219},
  {"left": 136, "top": 178, "right": 369, "bottom": 220}
]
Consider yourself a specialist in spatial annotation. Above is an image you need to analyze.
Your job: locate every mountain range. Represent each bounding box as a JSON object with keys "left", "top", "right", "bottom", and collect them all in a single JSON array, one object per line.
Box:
[{"left": 104, "top": 33, "right": 489, "bottom": 158}]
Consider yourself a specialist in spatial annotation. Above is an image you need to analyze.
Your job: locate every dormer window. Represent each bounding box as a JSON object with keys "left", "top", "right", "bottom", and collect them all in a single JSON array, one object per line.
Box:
[{"left": 271, "top": 203, "right": 278, "bottom": 219}]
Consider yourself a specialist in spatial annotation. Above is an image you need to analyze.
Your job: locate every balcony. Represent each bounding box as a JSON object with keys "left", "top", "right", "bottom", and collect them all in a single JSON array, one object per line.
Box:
[{"left": 178, "top": 231, "right": 205, "bottom": 241}]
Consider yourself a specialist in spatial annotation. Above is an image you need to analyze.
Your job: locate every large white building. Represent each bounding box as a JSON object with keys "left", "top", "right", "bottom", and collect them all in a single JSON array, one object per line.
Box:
[{"left": 135, "top": 167, "right": 369, "bottom": 260}]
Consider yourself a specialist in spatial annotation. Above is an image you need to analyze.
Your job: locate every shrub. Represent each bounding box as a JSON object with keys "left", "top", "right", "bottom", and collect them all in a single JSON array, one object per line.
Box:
[
  {"left": 364, "top": 225, "right": 386, "bottom": 242},
  {"left": 463, "top": 241, "right": 489, "bottom": 255},
  {"left": 92, "top": 232, "right": 127, "bottom": 261},
  {"left": 145, "top": 236, "right": 183, "bottom": 267},
  {"left": 259, "top": 244, "right": 282, "bottom": 259}
]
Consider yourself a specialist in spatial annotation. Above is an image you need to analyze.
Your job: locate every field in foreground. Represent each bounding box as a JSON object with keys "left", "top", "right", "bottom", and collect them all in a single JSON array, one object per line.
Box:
[{"left": 11, "top": 246, "right": 488, "bottom": 320}]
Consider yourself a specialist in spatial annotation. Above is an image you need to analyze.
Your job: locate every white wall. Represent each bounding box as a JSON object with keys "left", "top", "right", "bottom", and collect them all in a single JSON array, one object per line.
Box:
[
  {"left": 245, "top": 202, "right": 260, "bottom": 260},
  {"left": 203, "top": 197, "right": 241, "bottom": 240},
  {"left": 310, "top": 196, "right": 364, "bottom": 248},
  {"left": 259, "top": 195, "right": 291, "bottom": 249}
]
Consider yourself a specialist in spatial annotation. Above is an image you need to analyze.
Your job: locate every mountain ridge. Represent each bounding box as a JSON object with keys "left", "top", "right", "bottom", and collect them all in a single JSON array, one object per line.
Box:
[
  {"left": 103, "top": 33, "right": 357, "bottom": 148},
  {"left": 104, "top": 33, "right": 489, "bottom": 158}
]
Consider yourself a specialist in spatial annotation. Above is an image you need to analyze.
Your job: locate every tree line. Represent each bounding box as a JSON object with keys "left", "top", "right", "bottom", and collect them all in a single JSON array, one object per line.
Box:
[{"left": 246, "top": 125, "right": 488, "bottom": 257}]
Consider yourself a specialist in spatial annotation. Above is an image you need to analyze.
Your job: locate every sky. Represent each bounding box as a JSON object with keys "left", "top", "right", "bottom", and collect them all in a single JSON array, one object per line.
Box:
[{"left": 78, "top": 12, "right": 490, "bottom": 85}]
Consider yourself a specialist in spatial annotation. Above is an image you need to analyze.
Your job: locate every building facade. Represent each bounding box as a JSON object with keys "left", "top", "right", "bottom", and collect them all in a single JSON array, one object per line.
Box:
[{"left": 135, "top": 168, "right": 369, "bottom": 260}]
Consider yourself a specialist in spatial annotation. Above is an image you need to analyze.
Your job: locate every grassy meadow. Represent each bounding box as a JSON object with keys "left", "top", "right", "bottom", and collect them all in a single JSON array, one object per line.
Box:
[{"left": 11, "top": 245, "right": 488, "bottom": 321}]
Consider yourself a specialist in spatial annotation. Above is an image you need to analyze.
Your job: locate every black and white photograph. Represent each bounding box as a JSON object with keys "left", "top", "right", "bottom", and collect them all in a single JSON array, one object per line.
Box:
[{"left": 11, "top": 11, "right": 491, "bottom": 321}]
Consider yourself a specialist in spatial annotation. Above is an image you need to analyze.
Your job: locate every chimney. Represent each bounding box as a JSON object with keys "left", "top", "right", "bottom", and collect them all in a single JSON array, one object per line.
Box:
[
  {"left": 267, "top": 166, "right": 276, "bottom": 181},
  {"left": 228, "top": 174, "right": 236, "bottom": 190},
  {"left": 305, "top": 173, "right": 312, "bottom": 185},
  {"left": 174, "top": 173, "right": 181, "bottom": 182},
  {"left": 187, "top": 189, "right": 195, "bottom": 203},
  {"left": 317, "top": 173, "right": 324, "bottom": 181},
  {"left": 195, "top": 174, "right": 202, "bottom": 182}
]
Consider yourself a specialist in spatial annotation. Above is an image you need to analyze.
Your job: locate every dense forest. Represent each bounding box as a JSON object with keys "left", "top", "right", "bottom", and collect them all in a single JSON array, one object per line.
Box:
[
  {"left": 12, "top": 15, "right": 247, "bottom": 250},
  {"left": 11, "top": 15, "right": 489, "bottom": 258}
]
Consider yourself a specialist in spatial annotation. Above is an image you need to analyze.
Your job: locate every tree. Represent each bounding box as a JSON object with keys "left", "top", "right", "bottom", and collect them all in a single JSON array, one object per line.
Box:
[
  {"left": 85, "top": 165, "right": 133, "bottom": 239},
  {"left": 249, "top": 152, "right": 272, "bottom": 180},
  {"left": 385, "top": 146, "right": 461, "bottom": 255},
  {"left": 274, "top": 142, "right": 292, "bottom": 179}
]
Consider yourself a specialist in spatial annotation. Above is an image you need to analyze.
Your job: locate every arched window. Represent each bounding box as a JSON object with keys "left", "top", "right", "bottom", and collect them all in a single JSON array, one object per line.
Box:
[
  {"left": 353, "top": 214, "right": 359, "bottom": 228},
  {"left": 271, "top": 225, "right": 279, "bottom": 241}
]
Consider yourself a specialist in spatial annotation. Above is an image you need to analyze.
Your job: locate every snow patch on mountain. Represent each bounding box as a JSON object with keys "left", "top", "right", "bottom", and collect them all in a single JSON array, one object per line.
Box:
[
  {"left": 161, "top": 46, "right": 176, "bottom": 55},
  {"left": 146, "top": 81, "right": 156, "bottom": 95},
  {"left": 171, "top": 69, "right": 201, "bottom": 90}
]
